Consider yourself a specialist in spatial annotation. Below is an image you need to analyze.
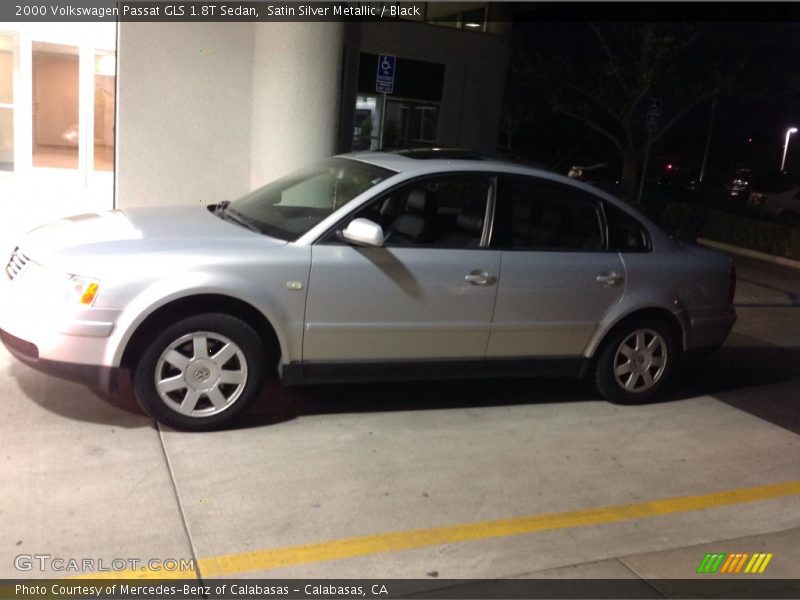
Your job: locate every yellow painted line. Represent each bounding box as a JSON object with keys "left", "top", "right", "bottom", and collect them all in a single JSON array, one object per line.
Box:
[{"left": 75, "top": 480, "right": 800, "bottom": 580}]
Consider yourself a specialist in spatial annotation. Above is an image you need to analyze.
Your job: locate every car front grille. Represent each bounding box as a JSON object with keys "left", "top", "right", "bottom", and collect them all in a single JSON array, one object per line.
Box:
[{"left": 5, "top": 247, "right": 31, "bottom": 281}]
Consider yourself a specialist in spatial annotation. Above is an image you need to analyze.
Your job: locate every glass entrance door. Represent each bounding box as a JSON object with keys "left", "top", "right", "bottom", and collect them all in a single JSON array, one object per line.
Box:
[
  {"left": 0, "top": 24, "right": 116, "bottom": 255},
  {"left": 32, "top": 41, "right": 79, "bottom": 169},
  {"left": 383, "top": 99, "right": 438, "bottom": 149},
  {"left": 0, "top": 34, "right": 14, "bottom": 171}
]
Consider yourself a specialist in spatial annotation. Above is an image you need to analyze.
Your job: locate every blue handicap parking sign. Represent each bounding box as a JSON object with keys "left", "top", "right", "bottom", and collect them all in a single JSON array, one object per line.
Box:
[{"left": 376, "top": 54, "right": 396, "bottom": 94}]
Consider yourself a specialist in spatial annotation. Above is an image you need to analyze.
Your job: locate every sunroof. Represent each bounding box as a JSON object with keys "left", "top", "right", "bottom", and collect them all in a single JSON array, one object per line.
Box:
[{"left": 390, "top": 148, "right": 485, "bottom": 160}]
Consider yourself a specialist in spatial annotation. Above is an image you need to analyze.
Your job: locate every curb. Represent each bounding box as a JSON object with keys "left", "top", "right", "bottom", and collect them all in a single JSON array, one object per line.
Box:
[{"left": 698, "top": 238, "right": 800, "bottom": 271}]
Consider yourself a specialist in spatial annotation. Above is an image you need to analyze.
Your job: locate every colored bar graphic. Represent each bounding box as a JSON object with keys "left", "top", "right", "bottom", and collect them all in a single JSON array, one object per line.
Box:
[
  {"left": 697, "top": 553, "right": 727, "bottom": 573},
  {"left": 758, "top": 553, "right": 773, "bottom": 573},
  {"left": 699, "top": 552, "right": 773, "bottom": 574},
  {"left": 719, "top": 553, "right": 735, "bottom": 573}
]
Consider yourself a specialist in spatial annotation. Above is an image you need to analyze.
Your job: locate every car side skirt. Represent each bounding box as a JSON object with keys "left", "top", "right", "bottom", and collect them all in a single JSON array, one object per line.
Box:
[{"left": 280, "top": 357, "right": 590, "bottom": 386}]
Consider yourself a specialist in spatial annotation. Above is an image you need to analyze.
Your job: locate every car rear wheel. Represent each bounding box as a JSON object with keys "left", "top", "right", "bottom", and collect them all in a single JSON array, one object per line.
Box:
[
  {"left": 593, "top": 319, "right": 675, "bottom": 404},
  {"left": 133, "top": 313, "right": 266, "bottom": 430}
]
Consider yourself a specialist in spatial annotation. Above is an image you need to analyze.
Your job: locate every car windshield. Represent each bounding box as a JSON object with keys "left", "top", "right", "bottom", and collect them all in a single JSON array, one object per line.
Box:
[{"left": 227, "top": 157, "right": 393, "bottom": 241}]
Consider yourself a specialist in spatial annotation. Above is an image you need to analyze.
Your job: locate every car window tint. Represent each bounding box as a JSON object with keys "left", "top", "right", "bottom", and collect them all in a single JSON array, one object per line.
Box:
[
  {"left": 494, "top": 178, "right": 604, "bottom": 251},
  {"left": 605, "top": 203, "right": 651, "bottom": 252},
  {"left": 351, "top": 176, "right": 491, "bottom": 248}
]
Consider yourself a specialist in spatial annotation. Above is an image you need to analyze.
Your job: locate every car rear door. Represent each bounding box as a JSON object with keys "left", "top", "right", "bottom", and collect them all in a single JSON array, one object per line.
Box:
[{"left": 487, "top": 175, "right": 625, "bottom": 358}]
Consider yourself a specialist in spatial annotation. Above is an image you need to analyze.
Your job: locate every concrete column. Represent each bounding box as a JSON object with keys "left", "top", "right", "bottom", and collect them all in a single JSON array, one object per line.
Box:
[
  {"left": 249, "top": 22, "right": 344, "bottom": 187},
  {"left": 116, "top": 23, "right": 255, "bottom": 208}
]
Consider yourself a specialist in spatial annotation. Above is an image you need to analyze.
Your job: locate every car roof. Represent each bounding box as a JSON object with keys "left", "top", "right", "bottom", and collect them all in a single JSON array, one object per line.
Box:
[{"left": 339, "top": 150, "right": 547, "bottom": 178}]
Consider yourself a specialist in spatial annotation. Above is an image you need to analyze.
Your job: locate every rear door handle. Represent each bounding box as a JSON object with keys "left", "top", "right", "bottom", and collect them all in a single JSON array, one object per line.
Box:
[
  {"left": 596, "top": 272, "right": 624, "bottom": 286},
  {"left": 465, "top": 270, "right": 496, "bottom": 286}
]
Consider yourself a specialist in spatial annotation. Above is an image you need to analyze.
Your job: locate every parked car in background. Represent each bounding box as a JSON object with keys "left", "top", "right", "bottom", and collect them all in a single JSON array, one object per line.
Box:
[
  {"left": 1, "top": 150, "right": 737, "bottom": 430},
  {"left": 655, "top": 161, "right": 699, "bottom": 193},
  {"left": 747, "top": 171, "right": 800, "bottom": 224},
  {"left": 748, "top": 187, "right": 800, "bottom": 224},
  {"left": 725, "top": 168, "right": 753, "bottom": 202}
]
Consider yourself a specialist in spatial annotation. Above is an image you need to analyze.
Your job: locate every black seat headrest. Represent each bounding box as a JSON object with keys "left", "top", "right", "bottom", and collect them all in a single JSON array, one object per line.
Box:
[{"left": 456, "top": 212, "right": 484, "bottom": 235}]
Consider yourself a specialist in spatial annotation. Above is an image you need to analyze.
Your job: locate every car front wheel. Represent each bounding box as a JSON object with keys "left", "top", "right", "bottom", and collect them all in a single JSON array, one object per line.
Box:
[
  {"left": 593, "top": 319, "right": 675, "bottom": 404},
  {"left": 133, "top": 313, "right": 266, "bottom": 430}
]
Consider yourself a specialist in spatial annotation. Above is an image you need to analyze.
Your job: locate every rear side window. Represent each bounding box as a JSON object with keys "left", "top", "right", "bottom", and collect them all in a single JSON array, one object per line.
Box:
[
  {"left": 605, "top": 204, "right": 651, "bottom": 252},
  {"left": 492, "top": 177, "right": 605, "bottom": 251}
]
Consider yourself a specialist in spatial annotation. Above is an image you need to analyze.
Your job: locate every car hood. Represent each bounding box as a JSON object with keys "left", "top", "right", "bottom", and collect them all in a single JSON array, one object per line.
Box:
[{"left": 14, "top": 206, "right": 286, "bottom": 274}]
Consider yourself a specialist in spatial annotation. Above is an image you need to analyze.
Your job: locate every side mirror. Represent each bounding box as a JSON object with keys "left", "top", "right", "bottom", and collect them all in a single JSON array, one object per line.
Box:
[{"left": 341, "top": 218, "right": 385, "bottom": 247}]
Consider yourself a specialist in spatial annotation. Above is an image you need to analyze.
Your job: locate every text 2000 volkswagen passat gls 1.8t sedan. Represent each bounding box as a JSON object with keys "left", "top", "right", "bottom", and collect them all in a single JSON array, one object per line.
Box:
[{"left": 0, "top": 150, "right": 736, "bottom": 430}]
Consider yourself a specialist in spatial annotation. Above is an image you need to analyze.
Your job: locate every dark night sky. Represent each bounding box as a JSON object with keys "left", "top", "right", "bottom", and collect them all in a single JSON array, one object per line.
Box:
[{"left": 506, "top": 3, "right": 800, "bottom": 183}]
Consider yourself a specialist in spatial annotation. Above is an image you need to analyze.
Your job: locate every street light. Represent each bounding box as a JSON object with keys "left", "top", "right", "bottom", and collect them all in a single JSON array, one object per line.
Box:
[{"left": 780, "top": 127, "right": 798, "bottom": 172}]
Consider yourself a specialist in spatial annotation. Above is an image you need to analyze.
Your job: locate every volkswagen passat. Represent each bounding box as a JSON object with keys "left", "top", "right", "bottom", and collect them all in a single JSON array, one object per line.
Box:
[{"left": 1, "top": 150, "right": 736, "bottom": 430}]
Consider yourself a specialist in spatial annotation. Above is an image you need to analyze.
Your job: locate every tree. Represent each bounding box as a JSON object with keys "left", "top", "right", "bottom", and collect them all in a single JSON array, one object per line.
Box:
[
  {"left": 499, "top": 35, "right": 536, "bottom": 154},
  {"left": 524, "top": 21, "right": 793, "bottom": 202}
]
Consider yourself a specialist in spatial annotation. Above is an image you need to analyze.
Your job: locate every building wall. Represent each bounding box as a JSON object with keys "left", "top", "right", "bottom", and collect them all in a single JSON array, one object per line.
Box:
[
  {"left": 358, "top": 21, "right": 510, "bottom": 155},
  {"left": 249, "top": 23, "right": 344, "bottom": 188},
  {"left": 116, "top": 22, "right": 254, "bottom": 208},
  {"left": 116, "top": 22, "right": 345, "bottom": 207},
  {"left": 115, "top": 21, "right": 505, "bottom": 209}
]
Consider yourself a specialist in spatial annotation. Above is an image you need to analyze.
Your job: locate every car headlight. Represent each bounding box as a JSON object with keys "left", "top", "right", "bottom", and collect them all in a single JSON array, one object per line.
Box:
[{"left": 20, "top": 263, "right": 100, "bottom": 306}]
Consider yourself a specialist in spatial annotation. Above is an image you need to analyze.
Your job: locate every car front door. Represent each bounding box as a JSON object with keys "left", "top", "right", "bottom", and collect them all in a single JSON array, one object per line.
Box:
[
  {"left": 487, "top": 176, "right": 625, "bottom": 358},
  {"left": 303, "top": 174, "right": 501, "bottom": 363}
]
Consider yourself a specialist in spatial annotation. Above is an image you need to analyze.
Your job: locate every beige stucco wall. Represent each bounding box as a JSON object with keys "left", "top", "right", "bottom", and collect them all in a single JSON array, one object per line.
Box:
[
  {"left": 115, "top": 21, "right": 506, "bottom": 208},
  {"left": 115, "top": 22, "right": 255, "bottom": 207},
  {"left": 116, "top": 22, "right": 345, "bottom": 208},
  {"left": 249, "top": 22, "right": 344, "bottom": 188}
]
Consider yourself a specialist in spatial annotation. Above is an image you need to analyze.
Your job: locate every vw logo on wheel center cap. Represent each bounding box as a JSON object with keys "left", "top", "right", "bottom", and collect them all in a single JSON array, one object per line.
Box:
[
  {"left": 186, "top": 360, "right": 219, "bottom": 389},
  {"left": 193, "top": 366, "right": 211, "bottom": 381}
]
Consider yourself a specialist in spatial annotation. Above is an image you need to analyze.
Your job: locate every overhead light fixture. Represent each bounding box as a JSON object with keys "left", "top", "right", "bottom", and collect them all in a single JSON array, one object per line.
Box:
[{"left": 464, "top": 22, "right": 482, "bottom": 28}]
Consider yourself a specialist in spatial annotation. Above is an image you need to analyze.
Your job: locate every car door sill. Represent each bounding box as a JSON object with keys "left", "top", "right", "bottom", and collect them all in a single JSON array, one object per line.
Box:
[{"left": 280, "top": 357, "right": 589, "bottom": 386}]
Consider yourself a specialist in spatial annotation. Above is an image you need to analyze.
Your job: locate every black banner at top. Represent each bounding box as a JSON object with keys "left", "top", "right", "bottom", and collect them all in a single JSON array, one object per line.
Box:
[
  {"left": 3, "top": 1, "right": 800, "bottom": 22},
  {"left": 4, "top": 1, "right": 431, "bottom": 22}
]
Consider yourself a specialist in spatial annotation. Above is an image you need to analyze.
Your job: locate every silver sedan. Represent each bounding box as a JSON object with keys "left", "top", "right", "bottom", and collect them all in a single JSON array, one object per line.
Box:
[{"left": 1, "top": 150, "right": 736, "bottom": 430}]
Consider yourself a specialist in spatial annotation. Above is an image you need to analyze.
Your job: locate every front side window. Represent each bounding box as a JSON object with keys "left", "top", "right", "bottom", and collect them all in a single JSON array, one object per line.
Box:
[
  {"left": 343, "top": 174, "right": 492, "bottom": 248},
  {"left": 229, "top": 158, "right": 392, "bottom": 241},
  {"left": 493, "top": 177, "right": 605, "bottom": 251}
]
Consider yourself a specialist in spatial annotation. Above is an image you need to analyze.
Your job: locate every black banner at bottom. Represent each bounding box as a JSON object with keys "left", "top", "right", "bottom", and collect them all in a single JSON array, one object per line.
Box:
[{"left": 3, "top": 579, "right": 800, "bottom": 600}]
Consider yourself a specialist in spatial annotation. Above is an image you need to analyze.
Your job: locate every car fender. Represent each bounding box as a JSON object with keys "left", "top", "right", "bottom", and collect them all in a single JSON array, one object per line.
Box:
[
  {"left": 584, "top": 290, "right": 687, "bottom": 358},
  {"left": 105, "top": 271, "right": 304, "bottom": 369}
]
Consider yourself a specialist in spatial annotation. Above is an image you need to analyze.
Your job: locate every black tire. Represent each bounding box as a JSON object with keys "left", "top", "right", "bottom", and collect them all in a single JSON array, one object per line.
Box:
[
  {"left": 133, "top": 313, "right": 267, "bottom": 430},
  {"left": 593, "top": 318, "right": 676, "bottom": 405}
]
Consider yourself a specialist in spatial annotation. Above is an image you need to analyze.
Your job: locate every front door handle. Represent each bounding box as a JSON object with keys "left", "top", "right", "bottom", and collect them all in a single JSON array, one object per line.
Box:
[
  {"left": 465, "top": 270, "right": 496, "bottom": 286},
  {"left": 596, "top": 272, "right": 624, "bottom": 286}
]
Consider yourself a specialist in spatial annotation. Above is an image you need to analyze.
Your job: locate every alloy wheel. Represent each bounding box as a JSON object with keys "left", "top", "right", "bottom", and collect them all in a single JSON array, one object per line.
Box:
[
  {"left": 154, "top": 331, "right": 248, "bottom": 417},
  {"left": 612, "top": 328, "right": 668, "bottom": 394}
]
